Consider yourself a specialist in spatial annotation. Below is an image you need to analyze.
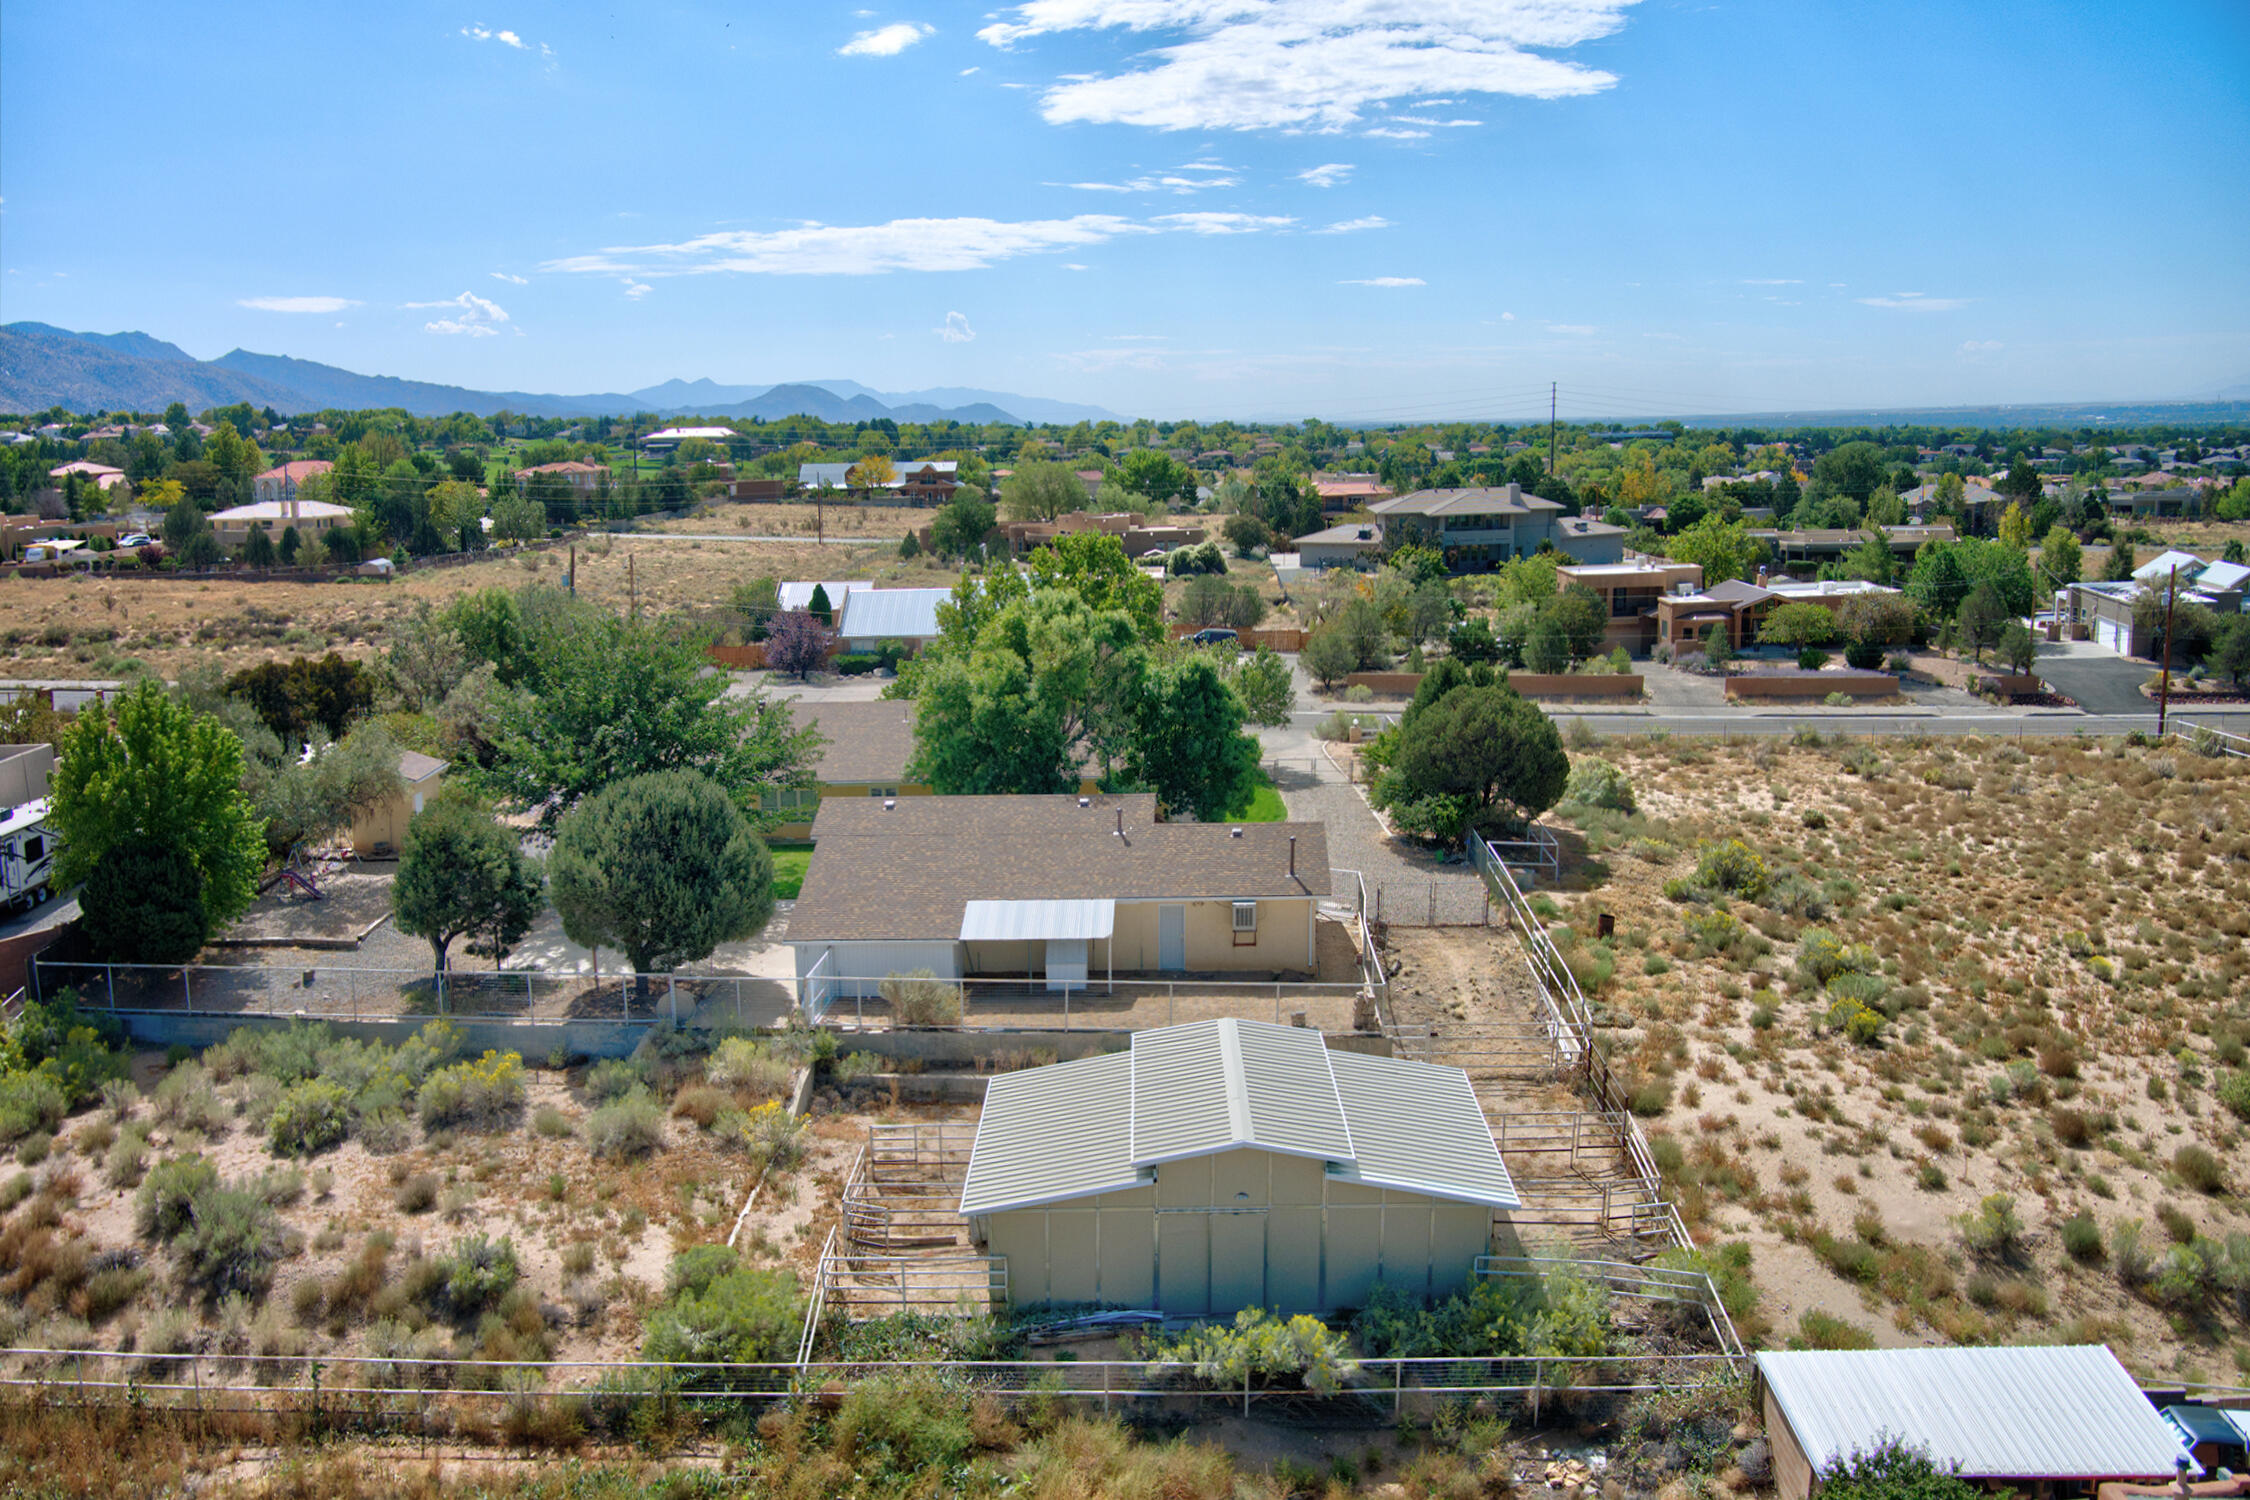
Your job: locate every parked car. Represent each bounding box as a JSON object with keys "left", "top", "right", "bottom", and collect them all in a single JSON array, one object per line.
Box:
[
  {"left": 1189, "top": 627, "right": 1239, "bottom": 646},
  {"left": 116, "top": 532, "right": 153, "bottom": 548}
]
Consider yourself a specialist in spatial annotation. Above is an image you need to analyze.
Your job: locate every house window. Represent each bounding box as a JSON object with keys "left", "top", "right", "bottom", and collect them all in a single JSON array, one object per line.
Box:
[
  {"left": 760, "top": 787, "right": 820, "bottom": 813},
  {"left": 23, "top": 836, "right": 43, "bottom": 862},
  {"left": 1231, "top": 901, "right": 1258, "bottom": 933},
  {"left": 867, "top": 786, "right": 899, "bottom": 799}
]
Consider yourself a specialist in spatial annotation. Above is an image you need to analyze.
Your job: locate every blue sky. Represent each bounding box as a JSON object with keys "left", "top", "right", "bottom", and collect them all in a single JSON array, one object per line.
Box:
[{"left": 4, "top": 0, "right": 2246, "bottom": 420}]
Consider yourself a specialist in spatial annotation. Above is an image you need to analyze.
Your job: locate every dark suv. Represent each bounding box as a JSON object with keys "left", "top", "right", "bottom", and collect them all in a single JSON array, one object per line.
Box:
[{"left": 1188, "top": 627, "right": 1239, "bottom": 646}]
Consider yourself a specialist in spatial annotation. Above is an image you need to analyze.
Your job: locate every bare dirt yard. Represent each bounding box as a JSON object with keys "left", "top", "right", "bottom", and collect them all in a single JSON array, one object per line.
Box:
[
  {"left": 1531, "top": 728, "right": 2250, "bottom": 1377},
  {"left": 645, "top": 499, "right": 928, "bottom": 540},
  {"left": 0, "top": 533, "right": 910, "bottom": 684}
]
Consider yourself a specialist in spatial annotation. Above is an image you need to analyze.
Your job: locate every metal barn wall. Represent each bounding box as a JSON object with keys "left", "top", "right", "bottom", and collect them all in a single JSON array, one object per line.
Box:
[{"left": 985, "top": 1145, "right": 1494, "bottom": 1316}]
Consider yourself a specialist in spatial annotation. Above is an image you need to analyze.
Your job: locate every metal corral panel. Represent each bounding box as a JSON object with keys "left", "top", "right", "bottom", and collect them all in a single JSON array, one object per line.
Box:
[
  {"left": 958, "top": 898, "right": 1115, "bottom": 942},
  {"left": 959, "top": 1053, "right": 1140, "bottom": 1215},
  {"left": 838, "top": 587, "right": 951, "bottom": 642},
  {"left": 1328, "top": 1049, "right": 1521, "bottom": 1209},
  {"left": 1756, "top": 1346, "right": 2192, "bottom": 1483}
]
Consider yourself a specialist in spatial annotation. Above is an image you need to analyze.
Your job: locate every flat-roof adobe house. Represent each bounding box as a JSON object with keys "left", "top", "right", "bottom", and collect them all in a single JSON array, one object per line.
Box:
[
  {"left": 960, "top": 1018, "right": 1520, "bottom": 1315},
  {"left": 1556, "top": 559, "right": 1704, "bottom": 653},
  {"left": 788, "top": 793, "right": 1328, "bottom": 999}
]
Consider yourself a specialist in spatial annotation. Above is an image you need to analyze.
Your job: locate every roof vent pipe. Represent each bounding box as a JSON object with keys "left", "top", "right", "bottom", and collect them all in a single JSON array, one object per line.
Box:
[
  {"left": 1230, "top": 826, "right": 1244, "bottom": 838},
  {"left": 1078, "top": 796, "right": 1090, "bottom": 808},
  {"left": 1288, "top": 836, "right": 1297, "bottom": 875},
  {"left": 884, "top": 798, "right": 896, "bottom": 811}
]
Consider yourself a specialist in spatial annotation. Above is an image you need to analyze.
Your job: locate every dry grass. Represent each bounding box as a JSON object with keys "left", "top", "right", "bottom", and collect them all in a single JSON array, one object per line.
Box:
[{"left": 1547, "top": 730, "right": 2250, "bottom": 1376}]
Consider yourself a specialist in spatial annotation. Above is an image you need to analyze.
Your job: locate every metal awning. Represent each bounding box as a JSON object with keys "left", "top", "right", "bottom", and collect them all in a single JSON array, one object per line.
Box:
[{"left": 959, "top": 898, "right": 1116, "bottom": 943}]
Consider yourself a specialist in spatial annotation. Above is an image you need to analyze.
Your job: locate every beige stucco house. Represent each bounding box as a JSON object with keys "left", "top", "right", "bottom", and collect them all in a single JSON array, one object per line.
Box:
[
  {"left": 346, "top": 750, "right": 446, "bottom": 857},
  {"left": 787, "top": 793, "right": 1329, "bottom": 999}
]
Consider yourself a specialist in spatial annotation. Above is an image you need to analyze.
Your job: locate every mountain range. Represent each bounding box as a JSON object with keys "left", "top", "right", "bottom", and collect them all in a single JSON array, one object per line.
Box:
[{"left": 0, "top": 322, "right": 1124, "bottom": 426}]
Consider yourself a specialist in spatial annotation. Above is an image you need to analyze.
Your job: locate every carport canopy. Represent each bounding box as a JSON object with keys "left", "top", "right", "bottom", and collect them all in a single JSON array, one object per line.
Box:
[{"left": 959, "top": 898, "right": 1116, "bottom": 943}]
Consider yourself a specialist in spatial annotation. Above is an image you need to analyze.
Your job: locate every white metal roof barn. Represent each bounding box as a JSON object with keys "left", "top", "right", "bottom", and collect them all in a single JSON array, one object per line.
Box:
[
  {"left": 1755, "top": 1346, "right": 2192, "bottom": 1500},
  {"left": 959, "top": 1018, "right": 1519, "bottom": 1316}
]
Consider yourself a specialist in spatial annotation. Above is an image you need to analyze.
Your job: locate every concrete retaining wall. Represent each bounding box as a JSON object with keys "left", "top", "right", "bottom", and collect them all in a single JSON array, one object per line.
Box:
[
  {"left": 824, "top": 1027, "right": 1392, "bottom": 1064},
  {"left": 107, "top": 1010, "right": 656, "bottom": 1059},
  {"left": 1723, "top": 671, "right": 1899, "bottom": 701}
]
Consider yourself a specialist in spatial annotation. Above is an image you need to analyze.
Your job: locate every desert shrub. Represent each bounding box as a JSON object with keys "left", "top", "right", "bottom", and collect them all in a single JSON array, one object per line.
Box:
[
  {"left": 150, "top": 1063, "right": 229, "bottom": 1136},
  {"left": 416, "top": 1050, "right": 525, "bottom": 1132},
  {"left": 1562, "top": 757, "right": 1635, "bottom": 812},
  {"left": 582, "top": 1057, "right": 646, "bottom": 1105},
  {"left": 1956, "top": 1194, "right": 2025, "bottom": 1259},
  {"left": 2216, "top": 1069, "right": 2250, "bottom": 1123},
  {"left": 1819, "top": 1438, "right": 1981, "bottom": 1500},
  {"left": 2174, "top": 1144, "right": 2228, "bottom": 1194},
  {"left": 671, "top": 1084, "right": 731, "bottom": 1128},
  {"left": 436, "top": 1233, "right": 520, "bottom": 1318},
  {"left": 882, "top": 970, "right": 963, "bottom": 1027},
  {"left": 1766, "top": 873, "right": 1830, "bottom": 920},
  {"left": 1154, "top": 1307, "right": 1359, "bottom": 1394},
  {"left": 102, "top": 1128, "right": 150, "bottom": 1189},
  {"left": 705, "top": 1036, "right": 792, "bottom": 1098},
  {"left": 532, "top": 1105, "right": 573, "bottom": 1138},
  {"left": 267, "top": 1078, "right": 352, "bottom": 1156},
  {"left": 99, "top": 1079, "right": 140, "bottom": 1120},
  {"left": 1794, "top": 1309, "right": 1877, "bottom": 1350},
  {"left": 726, "top": 1101, "right": 807, "bottom": 1172},
  {"left": 2112, "top": 1219, "right": 2153, "bottom": 1286},
  {"left": 586, "top": 1086, "right": 665, "bottom": 1159},
  {"left": 0, "top": 1071, "right": 69, "bottom": 1145},
  {"left": 1353, "top": 1267, "right": 1613, "bottom": 1361},
  {"left": 16, "top": 1131, "right": 50, "bottom": 1165},
  {"left": 1693, "top": 839, "right": 1768, "bottom": 900},
  {"left": 1796, "top": 929, "right": 1876, "bottom": 989},
  {"left": 394, "top": 1173, "right": 439, "bottom": 1214},
  {"left": 641, "top": 1254, "right": 802, "bottom": 1373},
  {"left": 2061, "top": 1211, "right": 2105, "bottom": 1264},
  {"left": 1682, "top": 909, "right": 1747, "bottom": 959},
  {"left": 135, "top": 1156, "right": 219, "bottom": 1242},
  {"left": 1825, "top": 996, "right": 1885, "bottom": 1047},
  {"left": 173, "top": 1186, "right": 285, "bottom": 1300}
]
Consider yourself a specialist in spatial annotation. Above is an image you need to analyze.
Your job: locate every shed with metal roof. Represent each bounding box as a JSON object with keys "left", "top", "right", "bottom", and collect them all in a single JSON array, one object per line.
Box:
[
  {"left": 1755, "top": 1346, "right": 2192, "bottom": 1500},
  {"left": 960, "top": 1018, "right": 1518, "bottom": 1316}
]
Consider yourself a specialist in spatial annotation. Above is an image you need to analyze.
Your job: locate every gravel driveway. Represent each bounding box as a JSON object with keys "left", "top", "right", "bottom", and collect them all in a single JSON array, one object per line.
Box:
[{"left": 1271, "top": 747, "right": 1489, "bottom": 927}]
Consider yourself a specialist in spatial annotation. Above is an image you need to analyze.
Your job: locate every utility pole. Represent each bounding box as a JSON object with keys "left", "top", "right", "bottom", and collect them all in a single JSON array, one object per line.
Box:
[
  {"left": 1548, "top": 382, "right": 1558, "bottom": 477},
  {"left": 2156, "top": 564, "right": 2179, "bottom": 738},
  {"left": 628, "top": 551, "right": 637, "bottom": 622}
]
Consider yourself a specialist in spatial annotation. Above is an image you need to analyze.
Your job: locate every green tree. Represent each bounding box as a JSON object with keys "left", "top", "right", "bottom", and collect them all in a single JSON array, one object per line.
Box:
[
  {"left": 1758, "top": 602, "right": 1839, "bottom": 649},
  {"left": 484, "top": 613, "right": 819, "bottom": 831},
  {"left": 2209, "top": 615, "right": 2250, "bottom": 689},
  {"left": 48, "top": 680, "right": 266, "bottom": 935},
  {"left": 1116, "top": 449, "right": 1197, "bottom": 507},
  {"left": 386, "top": 601, "right": 471, "bottom": 714},
  {"left": 928, "top": 487, "right": 997, "bottom": 560},
  {"left": 1026, "top": 531, "right": 1165, "bottom": 643},
  {"left": 1523, "top": 616, "right": 1571, "bottom": 673},
  {"left": 1810, "top": 441, "right": 1889, "bottom": 502},
  {"left": 489, "top": 492, "right": 545, "bottom": 543},
  {"left": 1666, "top": 515, "right": 1755, "bottom": 585},
  {"left": 1229, "top": 646, "right": 1295, "bottom": 727},
  {"left": 1544, "top": 586, "right": 1607, "bottom": 661},
  {"left": 79, "top": 838, "right": 209, "bottom": 964},
  {"left": 1378, "top": 683, "right": 1567, "bottom": 839},
  {"left": 1956, "top": 581, "right": 2010, "bottom": 662},
  {"left": 2038, "top": 525, "right": 2081, "bottom": 587},
  {"left": 807, "top": 583, "right": 835, "bottom": 624},
  {"left": 1906, "top": 540, "right": 1972, "bottom": 617},
  {"left": 392, "top": 795, "right": 546, "bottom": 981},
  {"left": 240, "top": 524, "right": 276, "bottom": 568},
  {"left": 1302, "top": 625, "right": 1358, "bottom": 689},
  {"left": 1126, "top": 655, "right": 1262, "bottom": 822},
  {"left": 548, "top": 771, "right": 774, "bottom": 996},
  {"left": 1997, "top": 621, "right": 2036, "bottom": 675},
  {"left": 999, "top": 460, "right": 1087, "bottom": 522},
  {"left": 203, "top": 421, "right": 264, "bottom": 490},
  {"left": 1839, "top": 534, "right": 1896, "bottom": 585},
  {"left": 277, "top": 525, "right": 301, "bottom": 565}
]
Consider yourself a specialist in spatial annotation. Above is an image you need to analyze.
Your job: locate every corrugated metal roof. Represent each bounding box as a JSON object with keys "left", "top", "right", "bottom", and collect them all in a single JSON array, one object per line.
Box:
[
  {"left": 1328, "top": 1049, "right": 1519, "bottom": 1207},
  {"left": 959, "top": 898, "right": 1115, "bottom": 942},
  {"left": 779, "top": 580, "right": 857, "bottom": 612},
  {"left": 1756, "top": 1346, "right": 2192, "bottom": 1481},
  {"left": 960, "top": 1019, "right": 1517, "bottom": 1216},
  {"left": 838, "top": 586, "right": 951, "bottom": 642},
  {"left": 959, "top": 1053, "right": 1139, "bottom": 1216}
]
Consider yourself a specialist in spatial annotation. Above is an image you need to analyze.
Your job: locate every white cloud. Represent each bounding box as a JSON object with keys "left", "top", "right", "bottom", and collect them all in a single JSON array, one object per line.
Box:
[
  {"left": 1062, "top": 262, "right": 1090, "bottom": 271},
  {"left": 935, "top": 310, "right": 976, "bottom": 342},
  {"left": 1340, "top": 276, "right": 1424, "bottom": 287},
  {"left": 622, "top": 280, "right": 652, "bottom": 299},
  {"left": 490, "top": 271, "right": 529, "bottom": 285},
  {"left": 1297, "top": 162, "right": 1353, "bottom": 188},
  {"left": 978, "top": 0, "right": 1633, "bottom": 133},
  {"left": 960, "top": 65, "right": 980, "bottom": 74},
  {"left": 1388, "top": 115, "right": 1482, "bottom": 127},
  {"left": 1315, "top": 215, "right": 1390, "bottom": 234},
  {"left": 1152, "top": 211, "right": 1294, "bottom": 234},
  {"left": 1365, "top": 127, "right": 1431, "bottom": 139},
  {"left": 1058, "top": 161, "right": 1239, "bottom": 193},
  {"left": 406, "top": 290, "right": 510, "bottom": 335},
  {"left": 1500, "top": 311, "right": 1515, "bottom": 320},
  {"left": 1960, "top": 339, "right": 2004, "bottom": 354},
  {"left": 1547, "top": 323, "right": 1596, "bottom": 335},
  {"left": 544, "top": 214, "right": 1148, "bottom": 278},
  {"left": 461, "top": 23, "right": 525, "bottom": 48},
  {"left": 238, "top": 295, "right": 359, "bottom": 313},
  {"left": 840, "top": 21, "right": 933, "bottom": 56},
  {"left": 1741, "top": 277, "right": 1801, "bottom": 286},
  {"left": 1858, "top": 292, "right": 1968, "bottom": 312}
]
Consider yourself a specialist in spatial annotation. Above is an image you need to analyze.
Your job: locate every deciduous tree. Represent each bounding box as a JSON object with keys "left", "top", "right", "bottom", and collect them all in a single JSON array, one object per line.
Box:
[
  {"left": 999, "top": 460, "right": 1086, "bottom": 522},
  {"left": 1126, "top": 655, "right": 1262, "bottom": 822},
  {"left": 393, "top": 795, "right": 547, "bottom": 976},
  {"left": 763, "top": 608, "right": 835, "bottom": 681}
]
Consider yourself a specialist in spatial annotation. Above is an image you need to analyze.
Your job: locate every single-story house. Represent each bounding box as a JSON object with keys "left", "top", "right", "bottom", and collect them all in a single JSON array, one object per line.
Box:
[
  {"left": 347, "top": 751, "right": 446, "bottom": 858},
  {"left": 798, "top": 462, "right": 857, "bottom": 492},
  {"left": 2068, "top": 555, "right": 2246, "bottom": 657},
  {"left": 778, "top": 580, "right": 858, "bottom": 617},
  {"left": 208, "top": 497, "right": 356, "bottom": 552},
  {"left": 996, "top": 511, "right": 1205, "bottom": 560},
  {"left": 1556, "top": 559, "right": 1704, "bottom": 654},
  {"left": 47, "top": 461, "right": 129, "bottom": 492},
  {"left": 788, "top": 793, "right": 1329, "bottom": 998},
  {"left": 835, "top": 586, "right": 951, "bottom": 652},
  {"left": 640, "top": 426, "right": 736, "bottom": 453},
  {"left": 1314, "top": 475, "right": 1394, "bottom": 513},
  {"left": 961, "top": 1018, "right": 1520, "bottom": 1316},
  {"left": 1756, "top": 1346, "right": 2192, "bottom": 1500},
  {"left": 1658, "top": 576, "right": 1901, "bottom": 655},
  {"left": 1368, "top": 485, "right": 1626, "bottom": 570},
  {"left": 251, "top": 460, "right": 334, "bottom": 506},
  {"left": 1293, "top": 521, "right": 1385, "bottom": 570},
  {"left": 761, "top": 700, "right": 921, "bottom": 838}
]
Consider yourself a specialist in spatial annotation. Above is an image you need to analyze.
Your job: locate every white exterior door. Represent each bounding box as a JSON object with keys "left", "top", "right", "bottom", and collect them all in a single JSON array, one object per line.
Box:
[
  {"left": 2094, "top": 616, "right": 2125, "bottom": 654},
  {"left": 1158, "top": 905, "right": 1186, "bottom": 971}
]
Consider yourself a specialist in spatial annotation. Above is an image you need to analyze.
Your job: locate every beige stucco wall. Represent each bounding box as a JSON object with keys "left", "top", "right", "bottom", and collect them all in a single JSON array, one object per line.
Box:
[
  {"left": 1107, "top": 897, "right": 1314, "bottom": 973},
  {"left": 983, "top": 1145, "right": 1494, "bottom": 1315}
]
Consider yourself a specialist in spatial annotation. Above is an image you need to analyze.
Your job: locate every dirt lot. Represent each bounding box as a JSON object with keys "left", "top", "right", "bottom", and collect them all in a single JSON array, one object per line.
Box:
[
  {"left": 0, "top": 534, "right": 909, "bottom": 683},
  {"left": 646, "top": 499, "right": 929, "bottom": 540},
  {"left": 1535, "top": 729, "right": 2250, "bottom": 1376}
]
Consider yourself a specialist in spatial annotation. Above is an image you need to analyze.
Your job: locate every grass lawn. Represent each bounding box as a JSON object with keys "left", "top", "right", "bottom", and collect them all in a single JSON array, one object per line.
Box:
[
  {"left": 1234, "top": 768, "right": 1287, "bottom": 822},
  {"left": 769, "top": 845, "right": 812, "bottom": 899}
]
